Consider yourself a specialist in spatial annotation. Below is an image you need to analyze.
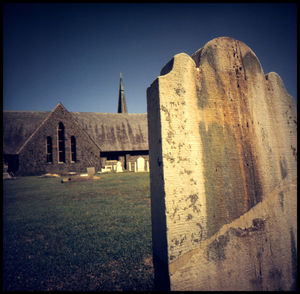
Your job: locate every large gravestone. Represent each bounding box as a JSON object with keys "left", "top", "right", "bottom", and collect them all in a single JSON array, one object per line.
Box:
[{"left": 147, "top": 37, "right": 297, "bottom": 291}]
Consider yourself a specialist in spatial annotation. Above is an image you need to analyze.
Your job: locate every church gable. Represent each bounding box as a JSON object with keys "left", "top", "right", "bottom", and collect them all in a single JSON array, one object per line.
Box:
[{"left": 16, "top": 103, "right": 101, "bottom": 176}]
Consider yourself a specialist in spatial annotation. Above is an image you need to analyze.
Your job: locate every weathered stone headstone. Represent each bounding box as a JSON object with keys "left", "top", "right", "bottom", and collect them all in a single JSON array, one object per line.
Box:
[
  {"left": 147, "top": 37, "right": 297, "bottom": 291},
  {"left": 116, "top": 161, "right": 123, "bottom": 173},
  {"left": 137, "top": 156, "right": 145, "bottom": 172},
  {"left": 87, "top": 167, "right": 96, "bottom": 177}
]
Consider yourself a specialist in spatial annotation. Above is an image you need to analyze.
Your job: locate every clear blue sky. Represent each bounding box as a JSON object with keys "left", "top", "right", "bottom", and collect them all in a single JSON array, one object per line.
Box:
[{"left": 3, "top": 3, "right": 297, "bottom": 113}]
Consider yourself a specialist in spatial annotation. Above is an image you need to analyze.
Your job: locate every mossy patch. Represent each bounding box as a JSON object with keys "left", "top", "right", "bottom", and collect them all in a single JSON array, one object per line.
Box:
[
  {"left": 242, "top": 52, "right": 262, "bottom": 76},
  {"left": 199, "top": 122, "right": 245, "bottom": 238},
  {"left": 201, "top": 45, "right": 218, "bottom": 70},
  {"left": 280, "top": 157, "right": 288, "bottom": 179},
  {"left": 196, "top": 74, "right": 209, "bottom": 109},
  {"left": 207, "top": 234, "right": 230, "bottom": 262},
  {"left": 196, "top": 45, "right": 225, "bottom": 110}
]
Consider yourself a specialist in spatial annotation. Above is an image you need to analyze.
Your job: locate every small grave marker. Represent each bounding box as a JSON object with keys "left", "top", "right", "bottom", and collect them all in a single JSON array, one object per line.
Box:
[
  {"left": 116, "top": 161, "right": 123, "bottom": 173},
  {"left": 87, "top": 167, "right": 96, "bottom": 177},
  {"left": 137, "top": 157, "right": 145, "bottom": 172}
]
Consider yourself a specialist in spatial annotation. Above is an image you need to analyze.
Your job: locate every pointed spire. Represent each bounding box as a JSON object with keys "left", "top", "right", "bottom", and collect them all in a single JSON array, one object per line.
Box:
[{"left": 117, "top": 73, "right": 128, "bottom": 113}]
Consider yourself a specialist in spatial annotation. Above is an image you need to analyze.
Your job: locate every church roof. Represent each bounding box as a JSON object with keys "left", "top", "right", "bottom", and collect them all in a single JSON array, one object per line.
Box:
[
  {"left": 3, "top": 111, "right": 50, "bottom": 154},
  {"left": 71, "top": 112, "right": 148, "bottom": 152},
  {"left": 3, "top": 110, "right": 149, "bottom": 154}
]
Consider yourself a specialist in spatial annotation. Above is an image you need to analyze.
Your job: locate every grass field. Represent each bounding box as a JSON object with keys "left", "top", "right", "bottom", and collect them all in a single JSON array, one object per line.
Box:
[{"left": 3, "top": 172, "right": 154, "bottom": 291}]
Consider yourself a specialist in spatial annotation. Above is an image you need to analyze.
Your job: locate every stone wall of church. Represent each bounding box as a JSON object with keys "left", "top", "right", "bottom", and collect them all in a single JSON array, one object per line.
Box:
[{"left": 16, "top": 104, "right": 101, "bottom": 176}]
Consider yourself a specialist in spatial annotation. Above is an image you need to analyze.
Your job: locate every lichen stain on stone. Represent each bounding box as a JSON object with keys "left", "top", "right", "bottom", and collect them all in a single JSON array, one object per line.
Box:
[
  {"left": 188, "top": 194, "right": 200, "bottom": 213},
  {"left": 242, "top": 51, "right": 262, "bottom": 76},
  {"left": 228, "top": 218, "right": 265, "bottom": 238},
  {"left": 241, "top": 139, "right": 263, "bottom": 209},
  {"left": 170, "top": 255, "right": 176, "bottom": 261},
  {"left": 184, "top": 168, "right": 193, "bottom": 175},
  {"left": 268, "top": 268, "right": 282, "bottom": 280},
  {"left": 255, "top": 249, "right": 263, "bottom": 290},
  {"left": 189, "top": 194, "right": 198, "bottom": 205},
  {"left": 179, "top": 235, "right": 187, "bottom": 245},
  {"left": 178, "top": 156, "right": 189, "bottom": 163},
  {"left": 280, "top": 157, "right": 288, "bottom": 179},
  {"left": 199, "top": 121, "right": 246, "bottom": 237},
  {"left": 202, "top": 45, "right": 218, "bottom": 70},
  {"left": 278, "top": 192, "right": 284, "bottom": 212},
  {"left": 190, "top": 178, "right": 197, "bottom": 185},
  {"left": 164, "top": 152, "right": 175, "bottom": 163},
  {"left": 268, "top": 268, "right": 283, "bottom": 290},
  {"left": 191, "top": 225, "right": 203, "bottom": 243},
  {"left": 207, "top": 234, "right": 230, "bottom": 262},
  {"left": 207, "top": 218, "right": 265, "bottom": 263},
  {"left": 170, "top": 206, "right": 178, "bottom": 220},
  {"left": 250, "top": 276, "right": 263, "bottom": 291},
  {"left": 169, "top": 234, "right": 189, "bottom": 260},
  {"left": 167, "top": 130, "right": 174, "bottom": 139},
  {"left": 174, "top": 85, "right": 186, "bottom": 97},
  {"left": 196, "top": 222, "right": 203, "bottom": 242},
  {"left": 198, "top": 44, "right": 226, "bottom": 92},
  {"left": 196, "top": 73, "right": 209, "bottom": 109},
  {"left": 290, "top": 145, "right": 297, "bottom": 161},
  {"left": 160, "top": 105, "right": 171, "bottom": 121}
]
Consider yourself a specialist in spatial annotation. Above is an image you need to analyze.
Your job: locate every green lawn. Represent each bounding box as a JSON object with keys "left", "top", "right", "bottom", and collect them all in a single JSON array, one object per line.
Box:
[{"left": 3, "top": 172, "right": 154, "bottom": 291}]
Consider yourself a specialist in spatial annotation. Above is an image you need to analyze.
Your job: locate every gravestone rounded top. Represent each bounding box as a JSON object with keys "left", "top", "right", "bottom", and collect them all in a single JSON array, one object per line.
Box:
[{"left": 192, "top": 36, "right": 263, "bottom": 76}]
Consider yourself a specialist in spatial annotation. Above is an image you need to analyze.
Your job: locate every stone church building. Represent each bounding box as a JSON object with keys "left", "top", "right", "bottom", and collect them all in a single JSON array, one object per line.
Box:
[{"left": 3, "top": 76, "right": 149, "bottom": 176}]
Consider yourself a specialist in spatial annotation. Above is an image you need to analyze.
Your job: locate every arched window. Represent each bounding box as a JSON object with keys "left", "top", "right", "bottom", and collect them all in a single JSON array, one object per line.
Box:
[
  {"left": 46, "top": 136, "right": 53, "bottom": 163},
  {"left": 58, "top": 122, "right": 65, "bottom": 163},
  {"left": 71, "top": 136, "right": 76, "bottom": 162}
]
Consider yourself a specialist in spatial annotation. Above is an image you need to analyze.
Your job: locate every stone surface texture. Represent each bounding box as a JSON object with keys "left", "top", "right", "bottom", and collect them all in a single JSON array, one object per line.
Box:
[
  {"left": 147, "top": 37, "right": 297, "bottom": 291},
  {"left": 17, "top": 103, "right": 102, "bottom": 176}
]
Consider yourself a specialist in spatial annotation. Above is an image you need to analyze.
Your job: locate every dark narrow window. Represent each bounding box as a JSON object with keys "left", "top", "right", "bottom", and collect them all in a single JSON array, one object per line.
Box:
[
  {"left": 58, "top": 122, "right": 65, "bottom": 163},
  {"left": 71, "top": 136, "right": 76, "bottom": 162},
  {"left": 46, "top": 136, "right": 53, "bottom": 163}
]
